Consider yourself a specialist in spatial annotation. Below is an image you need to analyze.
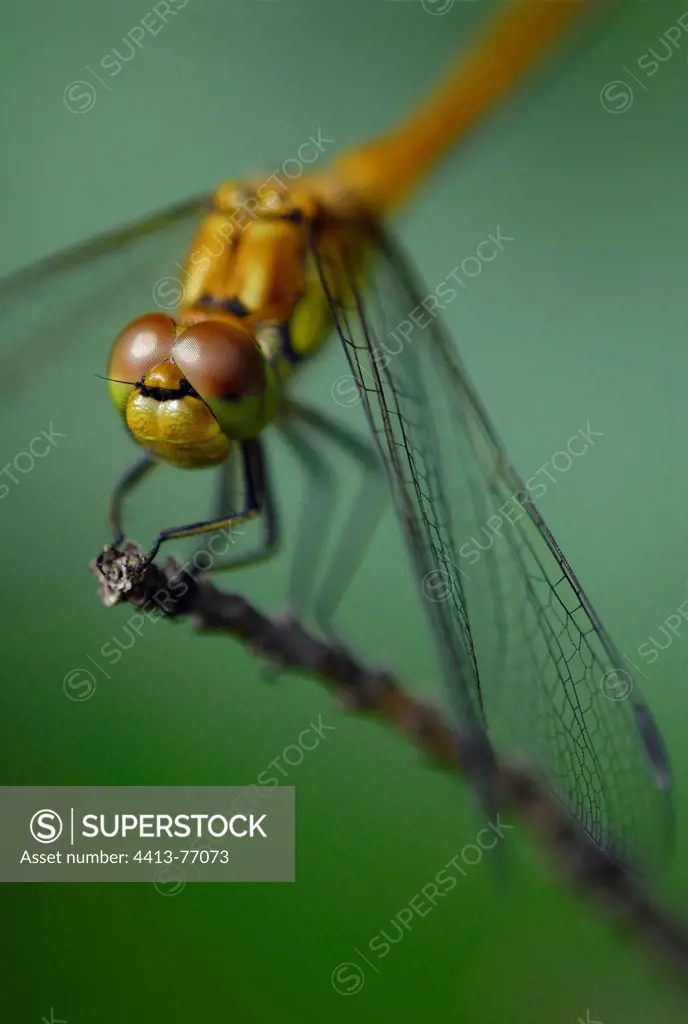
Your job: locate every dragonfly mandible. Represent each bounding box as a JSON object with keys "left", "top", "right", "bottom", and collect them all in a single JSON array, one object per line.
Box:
[{"left": 0, "top": 0, "right": 672, "bottom": 873}]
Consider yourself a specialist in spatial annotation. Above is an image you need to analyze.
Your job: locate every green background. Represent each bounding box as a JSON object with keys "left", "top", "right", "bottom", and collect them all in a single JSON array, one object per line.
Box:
[{"left": 1, "top": 0, "right": 688, "bottom": 1020}]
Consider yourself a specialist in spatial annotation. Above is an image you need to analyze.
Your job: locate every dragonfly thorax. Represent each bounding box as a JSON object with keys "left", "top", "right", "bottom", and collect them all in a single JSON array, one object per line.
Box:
[{"left": 180, "top": 182, "right": 316, "bottom": 330}]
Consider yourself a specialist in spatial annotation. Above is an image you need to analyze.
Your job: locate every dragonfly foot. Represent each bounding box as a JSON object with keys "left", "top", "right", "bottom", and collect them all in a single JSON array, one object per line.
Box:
[
  {"left": 253, "top": 604, "right": 300, "bottom": 684},
  {"left": 313, "top": 611, "right": 348, "bottom": 652},
  {"left": 272, "top": 602, "right": 299, "bottom": 628}
]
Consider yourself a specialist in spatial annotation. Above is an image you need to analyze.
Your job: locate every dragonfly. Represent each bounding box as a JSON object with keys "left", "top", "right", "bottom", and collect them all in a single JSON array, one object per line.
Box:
[{"left": 0, "top": 0, "right": 673, "bottom": 873}]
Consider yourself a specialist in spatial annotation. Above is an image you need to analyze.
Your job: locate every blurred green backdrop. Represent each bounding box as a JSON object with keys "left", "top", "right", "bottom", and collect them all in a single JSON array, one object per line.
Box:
[{"left": 1, "top": 0, "right": 688, "bottom": 1021}]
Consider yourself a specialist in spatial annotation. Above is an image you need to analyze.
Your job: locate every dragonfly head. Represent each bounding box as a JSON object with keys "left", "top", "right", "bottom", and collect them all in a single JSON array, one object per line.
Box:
[{"left": 107, "top": 313, "right": 276, "bottom": 468}]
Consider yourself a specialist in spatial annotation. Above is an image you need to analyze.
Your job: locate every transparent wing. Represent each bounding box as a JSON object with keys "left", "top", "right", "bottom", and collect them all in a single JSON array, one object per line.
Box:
[
  {"left": 0, "top": 195, "right": 210, "bottom": 401},
  {"left": 313, "top": 219, "right": 673, "bottom": 873}
]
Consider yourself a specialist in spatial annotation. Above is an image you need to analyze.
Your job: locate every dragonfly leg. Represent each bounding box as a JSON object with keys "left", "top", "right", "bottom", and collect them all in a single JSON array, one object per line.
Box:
[
  {"left": 276, "top": 413, "right": 338, "bottom": 624},
  {"left": 143, "top": 439, "right": 264, "bottom": 567},
  {"left": 279, "top": 400, "right": 386, "bottom": 638},
  {"left": 108, "top": 450, "right": 158, "bottom": 545},
  {"left": 189, "top": 438, "right": 280, "bottom": 575}
]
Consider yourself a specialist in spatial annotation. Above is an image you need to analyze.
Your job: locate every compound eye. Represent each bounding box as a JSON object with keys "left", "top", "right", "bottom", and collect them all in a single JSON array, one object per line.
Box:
[
  {"left": 172, "top": 320, "right": 266, "bottom": 400},
  {"left": 108, "top": 313, "right": 177, "bottom": 384},
  {"left": 107, "top": 313, "right": 177, "bottom": 415}
]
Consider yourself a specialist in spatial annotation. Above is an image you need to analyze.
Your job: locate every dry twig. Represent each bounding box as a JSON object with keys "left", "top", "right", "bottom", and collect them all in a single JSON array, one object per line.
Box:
[{"left": 92, "top": 542, "right": 688, "bottom": 989}]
